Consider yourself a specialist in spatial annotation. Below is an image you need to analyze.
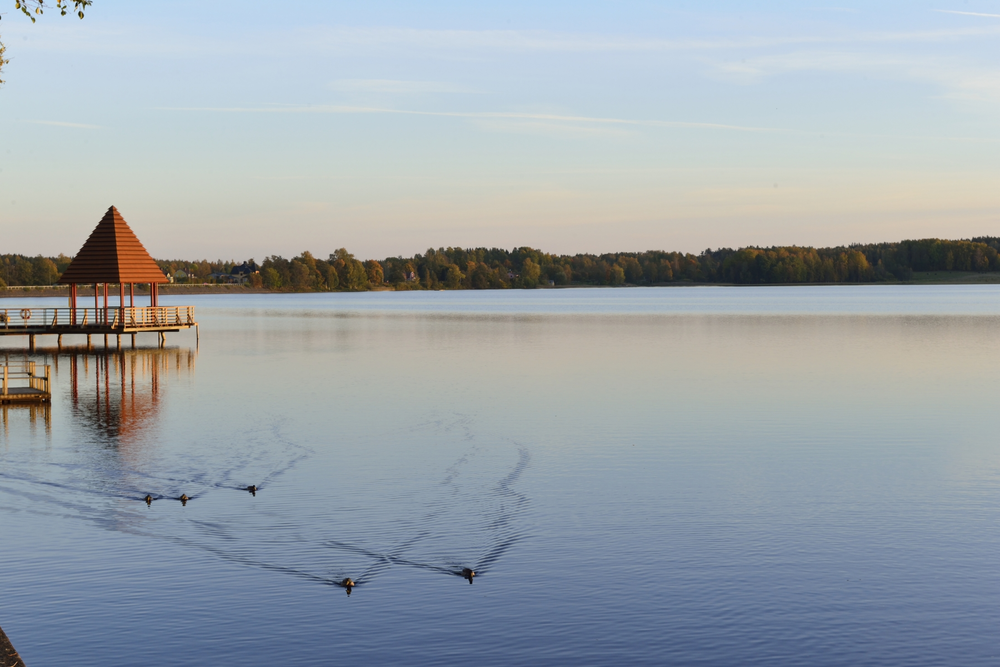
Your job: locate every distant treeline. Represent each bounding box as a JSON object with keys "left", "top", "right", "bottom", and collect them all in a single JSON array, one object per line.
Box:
[
  {"left": 0, "top": 254, "right": 71, "bottom": 288},
  {"left": 4, "top": 237, "right": 1000, "bottom": 289}
]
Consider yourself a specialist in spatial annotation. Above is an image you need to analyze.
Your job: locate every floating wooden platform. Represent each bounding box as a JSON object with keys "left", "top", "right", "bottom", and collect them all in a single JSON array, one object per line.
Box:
[{"left": 1, "top": 362, "right": 51, "bottom": 404}]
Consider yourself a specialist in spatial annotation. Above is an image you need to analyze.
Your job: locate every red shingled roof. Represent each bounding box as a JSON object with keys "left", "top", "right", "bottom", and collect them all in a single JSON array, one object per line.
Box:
[{"left": 59, "top": 206, "right": 168, "bottom": 284}]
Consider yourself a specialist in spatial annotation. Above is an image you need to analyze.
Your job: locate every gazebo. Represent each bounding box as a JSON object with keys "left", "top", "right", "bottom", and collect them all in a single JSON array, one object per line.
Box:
[
  {"left": 59, "top": 205, "right": 168, "bottom": 315},
  {"left": 0, "top": 206, "right": 197, "bottom": 351}
]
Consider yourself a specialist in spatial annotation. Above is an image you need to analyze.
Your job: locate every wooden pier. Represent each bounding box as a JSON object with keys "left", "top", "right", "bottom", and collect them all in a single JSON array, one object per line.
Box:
[
  {"left": 0, "top": 306, "right": 197, "bottom": 350},
  {"left": 1, "top": 205, "right": 198, "bottom": 351},
  {"left": 1, "top": 361, "right": 51, "bottom": 404}
]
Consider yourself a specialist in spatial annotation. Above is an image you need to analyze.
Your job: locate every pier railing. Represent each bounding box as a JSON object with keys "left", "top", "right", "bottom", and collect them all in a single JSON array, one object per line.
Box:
[
  {"left": 0, "top": 306, "right": 196, "bottom": 331},
  {"left": 1, "top": 361, "right": 51, "bottom": 398}
]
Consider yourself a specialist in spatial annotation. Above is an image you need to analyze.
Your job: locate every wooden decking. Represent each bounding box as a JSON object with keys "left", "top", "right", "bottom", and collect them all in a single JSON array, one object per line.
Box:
[{"left": 1, "top": 362, "right": 51, "bottom": 404}]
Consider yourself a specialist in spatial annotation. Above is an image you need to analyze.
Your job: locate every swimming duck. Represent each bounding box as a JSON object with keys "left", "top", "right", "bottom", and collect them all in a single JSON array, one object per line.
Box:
[
  {"left": 144, "top": 494, "right": 153, "bottom": 506},
  {"left": 462, "top": 568, "right": 476, "bottom": 583},
  {"left": 340, "top": 578, "right": 356, "bottom": 594},
  {"left": 246, "top": 485, "right": 257, "bottom": 496},
  {"left": 179, "top": 494, "right": 190, "bottom": 506}
]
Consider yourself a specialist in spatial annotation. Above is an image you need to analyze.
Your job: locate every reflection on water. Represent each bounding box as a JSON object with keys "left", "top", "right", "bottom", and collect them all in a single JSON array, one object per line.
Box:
[
  {"left": 1, "top": 346, "right": 196, "bottom": 445},
  {"left": 0, "top": 342, "right": 525, "bottom": 606},
  {"left": 0, "top": 348, "right": 202, "bottom": 522},
  {"left": 0, "top": 402, "right": 50, "bottom": 439},
  {"left": 2, "top": 289, "right": 1000, "bottom": 666},
  {"left": 64, "top": 348, "right": 195, "bottom": 445}
]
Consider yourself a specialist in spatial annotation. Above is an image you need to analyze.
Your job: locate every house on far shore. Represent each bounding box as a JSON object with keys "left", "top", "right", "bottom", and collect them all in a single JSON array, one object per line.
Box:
[
  {"left": 167, "top": 262, "right": 259, "bottom": 285},
  {"left": 230, "top": 261, "right": 259, "bottom": 284},
  {"left": 209, "top": 271, "right": 237, "bottom": 284}
]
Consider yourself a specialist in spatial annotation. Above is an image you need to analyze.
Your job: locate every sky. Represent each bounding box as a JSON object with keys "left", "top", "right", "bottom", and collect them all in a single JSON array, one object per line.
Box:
[{"left": 1, "top": 0, "right": 999, "bottom": 261}]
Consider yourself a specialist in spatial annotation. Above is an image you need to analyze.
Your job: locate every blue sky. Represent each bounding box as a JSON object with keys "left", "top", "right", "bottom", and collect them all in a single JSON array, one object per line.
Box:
[{"left": 1, "top": 1, "right": 999, "bottom": 260}]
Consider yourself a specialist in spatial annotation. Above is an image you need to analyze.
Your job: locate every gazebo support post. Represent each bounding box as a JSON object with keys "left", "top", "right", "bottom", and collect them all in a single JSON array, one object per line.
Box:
[
  {"left": 69, "top": 283, "right": 78, "bottom": 325},
  {"left": 94, "top": 283, "right": 99, "bottom": 323}
]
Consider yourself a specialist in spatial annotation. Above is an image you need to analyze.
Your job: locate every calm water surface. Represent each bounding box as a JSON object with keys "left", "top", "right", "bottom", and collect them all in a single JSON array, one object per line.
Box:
[{"left": 1, "top": 286, "right": 999, "bottom": 666}]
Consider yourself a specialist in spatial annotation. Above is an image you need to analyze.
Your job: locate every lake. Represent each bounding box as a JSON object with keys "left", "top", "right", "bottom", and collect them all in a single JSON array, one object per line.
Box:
[{"left": 2, "top": 286, "right": 999, "bottom": 666}]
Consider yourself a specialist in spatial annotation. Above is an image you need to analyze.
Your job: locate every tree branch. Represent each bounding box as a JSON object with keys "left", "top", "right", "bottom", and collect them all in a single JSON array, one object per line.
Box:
[{"left": 1, "top": 1, "right": 92, "bottom": 84}]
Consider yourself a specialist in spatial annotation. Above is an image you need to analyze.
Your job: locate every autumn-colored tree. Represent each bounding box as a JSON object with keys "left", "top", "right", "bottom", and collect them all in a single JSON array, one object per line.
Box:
[
  {"left": 619, "top": 256, "right": 643, "bottom": 284},
  {"left": 519, "top": 258, "right": 541, "bottom": 288},
  {"left": 261, "top": 267, "right": 282, "bottom": 289},
  {"left": 34, "top": 256, "right": 59, "bottom": 284},
  {"left": 329, "top": 249, "right": 369, "bottom": 291},
  {"left": 444, "top": 263, "right": 464, "bottom": 289},
  {"left": 609, "top": 264, "right": 626, "bottom": 286},
  {"left": 363, "top": 259, "right": 384, "bottom": 285},
  {"left": 324, "top": 265, "right": 340, "bottom": 290},
  {"left": 289, "top": 259, "right": 312, "bottom": 290}
]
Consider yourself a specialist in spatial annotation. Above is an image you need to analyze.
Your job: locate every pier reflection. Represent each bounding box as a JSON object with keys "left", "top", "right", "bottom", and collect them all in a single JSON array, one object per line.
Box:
[
  {"left": 0, "top": 402, "right": 51, "bottom": 438},
  {"left": 1, "top": 347, "right": 196, "bottom": 452},
  {"left": 64, "top": 348, "right": 197, "bottom": 445},
  {"left": 1, "top": 351, "right": 52, "bottom": 439}
]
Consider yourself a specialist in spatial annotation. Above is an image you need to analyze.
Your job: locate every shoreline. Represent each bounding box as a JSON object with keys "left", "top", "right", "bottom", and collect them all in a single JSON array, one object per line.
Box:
[
  {"left": 3, "top": 271, "right": 1000, "bottom": 299},
  {"left": 0, "top": 624, "right": 26, "bottom": 667}
]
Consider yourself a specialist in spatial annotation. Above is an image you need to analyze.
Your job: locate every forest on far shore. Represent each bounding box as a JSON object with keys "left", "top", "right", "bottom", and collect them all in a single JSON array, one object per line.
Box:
[{"left": 3, "top": 237, "right": 1000, "bottom": 291}]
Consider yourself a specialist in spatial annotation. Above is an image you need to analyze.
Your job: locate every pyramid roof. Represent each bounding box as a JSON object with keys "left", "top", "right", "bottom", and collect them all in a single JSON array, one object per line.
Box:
[{"left": 58, "top": 206, "right": 169, "bottom": 284}]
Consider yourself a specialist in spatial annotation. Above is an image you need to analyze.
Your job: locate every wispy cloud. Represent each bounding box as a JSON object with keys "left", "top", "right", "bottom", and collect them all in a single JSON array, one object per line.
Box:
[
  {"left": 13, "top": 20, "right": 1000, "bottom": 59},
  {"left": 715, "top": 49, "right": 1000, "bottom": 105},
  {"left": 296, "top": 24, "right": 1000, "bottom": 53},
  {"left": 159, "top": 104, "right": 793, "bottom": 134},
  {"left": 160, "top": 103, "right": 1000, "bottom": 140},
  {"left": 327, "top": 79, "right": 480, "bottom": 94},
  {"left": 934, "top": 9, "right": 1000, "bottom": 19},
  {"left": 22, "top": 120, "right": 101, "bottom": 129},
  {"left": 469, "top": 118, "right": 634, "bottom": 139}
]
